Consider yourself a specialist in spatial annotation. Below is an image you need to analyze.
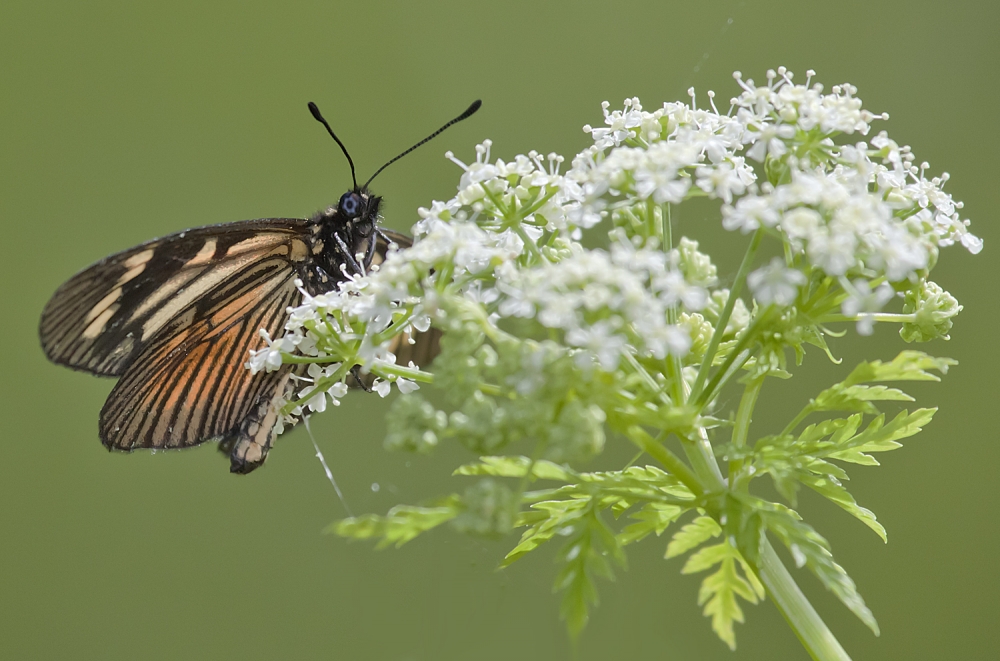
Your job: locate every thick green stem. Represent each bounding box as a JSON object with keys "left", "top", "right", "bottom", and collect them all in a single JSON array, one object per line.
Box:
[
  {"left": 676, "top": 381, "right": 848, "bottom": 659},
  {"left": 691, "top": 227, "right": 764, "bottom": 402},
  {"left": 754, "top": 538, "right": 852, "bottom": 661},
  {"left": 680, "top": 427, "right": 726, "bottom": 488}
]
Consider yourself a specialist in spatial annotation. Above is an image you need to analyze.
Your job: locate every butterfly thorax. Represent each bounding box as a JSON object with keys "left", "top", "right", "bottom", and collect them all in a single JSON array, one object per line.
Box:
[{"left": 304, "top": 188, "right": 383, "bottom": 295}]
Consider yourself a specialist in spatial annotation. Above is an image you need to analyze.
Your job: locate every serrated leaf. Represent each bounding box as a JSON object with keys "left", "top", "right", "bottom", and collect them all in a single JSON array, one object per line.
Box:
[
  {"left": 682, "top": 540, "right": 763, "bottom": 650},
  {"left": 700, "top": 562, "right": 745, "bottom": 649},
  {"left": 827, "top": 408, "right": 936, "bottom": 464},
  {"left": 682, "top": 541, "right": 730, "bottom": 574},
  {"left": 618, "top": 503, "right": 686, "bottom": 545},
  {"left": 798, "top": 418, "right": 852, "bottom": 444},
  {"left": 453, "top": 455, "right": 575, "bottom": 481},
  {"left": 800, "top": 473, "right": 887, "bottom": 542},
  {"left": 844, "top": 351, "right": 955, "bottom": 386},
  {"left": 552, "top": 507, "right": 623, "bottom": 637},
  {"left": 761, "top": 506, "right": 879, "bottom": 634},
  {"left": 328, "top": 497, "right": 461, "bottom": 549},
  {"left": 828, "top": 413, "right": 863, "bottom": 446},
  {"left": 811, "top": 384, "right": 914, "bottom": 414},
  {"left": 666, "top": 516, "right": 721, "bottom": 559},
  {"left": 591, "top": 511, "right": 628, "bottom": 570},
  {"left": 502, "top": 498, "right": 589, "bottom": 566}
]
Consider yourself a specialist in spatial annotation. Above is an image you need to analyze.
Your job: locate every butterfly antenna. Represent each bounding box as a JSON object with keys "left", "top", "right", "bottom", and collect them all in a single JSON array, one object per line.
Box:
[
  {"left": 363, "top": 99, "right": 482, "bottom": 188},
  {"left": 308, "top": 101, "right": 358, "bottom": 190}
]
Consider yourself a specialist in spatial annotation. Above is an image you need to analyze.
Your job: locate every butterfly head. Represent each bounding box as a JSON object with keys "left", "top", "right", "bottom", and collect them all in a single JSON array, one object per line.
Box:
[
  {"left": 339, "top": 190, "right": 363, "bottom": 218},
  {"left": 335, "top": 188, "right": 382, "bottom": 232}
]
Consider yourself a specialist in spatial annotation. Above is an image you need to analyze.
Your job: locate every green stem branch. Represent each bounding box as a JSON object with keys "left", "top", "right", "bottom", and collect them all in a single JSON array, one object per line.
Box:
[
  {"left": 691, "top": 227, "right": 764, "bottom": 402},
  {"left": 627, "top": 427, "right": 703, "bottom": 497},
  {"left": 728, "top": 375, "right": 764, "bottom": 487}
]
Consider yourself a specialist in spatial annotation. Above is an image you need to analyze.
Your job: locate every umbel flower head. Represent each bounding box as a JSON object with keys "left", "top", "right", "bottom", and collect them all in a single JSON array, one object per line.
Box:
[{"left": 248, "top": 68, "right": 978, "bottom": 655}]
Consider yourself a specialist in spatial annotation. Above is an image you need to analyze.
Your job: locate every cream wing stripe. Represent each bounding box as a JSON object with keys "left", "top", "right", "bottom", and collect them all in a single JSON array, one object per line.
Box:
[{"left": 140, "top": 253, "right": 263, "bottom": 341}]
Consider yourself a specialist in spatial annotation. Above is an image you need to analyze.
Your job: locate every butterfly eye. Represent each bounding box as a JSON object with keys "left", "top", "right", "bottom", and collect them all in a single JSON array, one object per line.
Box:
[{"left": 339, "top": 192, "right": 361, "bottom": 217}]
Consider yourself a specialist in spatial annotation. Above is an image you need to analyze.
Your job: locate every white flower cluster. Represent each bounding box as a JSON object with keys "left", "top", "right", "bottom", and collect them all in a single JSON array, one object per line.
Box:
[
  {"left": 495, "top": 234, "right": 702, "bottom": 369},
  {"left": 248, "top": 67, "right": 980, "bottom": 422},
  {"left": 570, "top": 67, "right": 980, "bottom": 320},
  {"left": 426, "top": 141, "right": 596, "bottom": 236}
]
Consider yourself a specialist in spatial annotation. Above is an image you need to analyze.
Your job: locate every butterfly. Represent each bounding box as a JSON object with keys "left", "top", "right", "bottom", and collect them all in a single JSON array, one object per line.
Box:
[{"left": 39, "top": 99, "right": 481, "bottom": 474}]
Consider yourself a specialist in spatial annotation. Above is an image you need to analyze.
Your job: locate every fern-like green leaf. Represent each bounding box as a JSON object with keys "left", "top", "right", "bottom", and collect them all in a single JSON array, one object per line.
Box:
[
  {"left": 799, "top": 472, "right": 887, "bottom": 542},
  {"left": 681, "top": 540, "right": 763, "bottom": 650},
  {"left": 811, "top": 383, "right": 913, "bottom": 414},
  {"left": 843, "top": 351, "right": 955, "bottom": 385},
  {"left": 666, "top": 516, "right": 721, "bottom": 559},
  {"left": 453, "top": 455, "right": 575, "bottom": 481},
  {"left": 328, "top": 496, "right": 462, "bottom": 549},
  {"left": 618, "top": 503, "right": 686, "bottom": 545},
  {"left": 553, "top": 507, "right": 625, "bottom": 637},
  {"left": 503, "top": 498, "right": 590, "bottom": 566},
  {"left": 827, "top": 408, "right": 936, "bottom": 465}
]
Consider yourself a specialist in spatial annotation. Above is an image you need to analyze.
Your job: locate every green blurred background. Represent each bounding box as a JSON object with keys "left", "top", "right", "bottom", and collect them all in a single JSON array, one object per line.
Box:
[{"left": 2, "top": 1, "right": 997, "bottom": 658}]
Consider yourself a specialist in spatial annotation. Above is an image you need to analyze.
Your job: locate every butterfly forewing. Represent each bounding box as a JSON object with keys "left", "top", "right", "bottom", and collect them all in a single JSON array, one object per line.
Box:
[
  {"left": 39, "top": 219, "right": 312, "bottom": 376},
  {"left": 98, "top": 247, "right": 302, "bottom": 451}
]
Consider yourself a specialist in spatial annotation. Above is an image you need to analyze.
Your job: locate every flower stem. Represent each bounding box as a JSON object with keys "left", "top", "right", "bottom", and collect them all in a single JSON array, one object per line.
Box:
[
  {"left": 691, "top": 227, "right": 764, "bottom": 402},
  {"left": 627, "top": 427, "right": 703, "bottom": 497},
  {"left": 728, "top": 375, "right": 764, "bottom": 486},
  {"left": 754, "top": 538, "right": 852, "bottom": 661},
  {"left": 680, "top": 427, "right": 727, "bottom": 487}
]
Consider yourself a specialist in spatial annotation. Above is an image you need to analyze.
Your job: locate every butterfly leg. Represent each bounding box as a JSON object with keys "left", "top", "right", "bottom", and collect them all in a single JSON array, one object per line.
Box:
[
  {"left": 348, "top": 364, "right": 373, "bottom": 392},
  {"left": 228, "top": 371, "right": 295, "bottom": 474},
  {"left": 331, "top": 232, "right": 364, "bottom": 274}
]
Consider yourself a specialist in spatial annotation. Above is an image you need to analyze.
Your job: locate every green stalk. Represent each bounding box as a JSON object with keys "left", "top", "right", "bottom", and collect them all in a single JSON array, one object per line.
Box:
[
  {"left": 661, "top": 203, "right": 688, "bottom": 406},
  {"left": 728, "top": 375, "right": 764, "bottom": 487},
  {"left": 779, "top": 405, "right": 815, "bottom": 438},
  {"left": 513, "top": 223, "right": 545, "bottom": 263},
  {"left": 679, "top": 427, "right": 727, "bottom": 487},
  {"left": 627, "top": 427, "right": 703, "bottom": 497},
  {"left": 754, "top": 538, "right": 852, "bottom": 661},
  {"left": 690, "top": 227, "right": 764, "bottom": 402}
]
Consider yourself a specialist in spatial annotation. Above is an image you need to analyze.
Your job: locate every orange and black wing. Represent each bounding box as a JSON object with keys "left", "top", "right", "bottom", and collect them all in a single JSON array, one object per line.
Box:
[
  {"left": 40, "top": 219, "right": 311, "bottom": 457},
  {"left": 97, "top": 244, "right": 302, "bottom": 452},
  {"left": 39, "top": 219, "right": 313, "bottom": 377}
]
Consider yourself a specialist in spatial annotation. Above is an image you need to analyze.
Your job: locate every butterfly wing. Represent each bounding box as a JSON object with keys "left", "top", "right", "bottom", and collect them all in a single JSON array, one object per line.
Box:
[
  {"left": 41, "top": 218, "right": 313, "bottom": 467},
  {"left": 39, "top": 219, "right": 314, "bottom": 377},
  {"left": 97, "top": 246, "right": 302, "bottom": 453}
]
